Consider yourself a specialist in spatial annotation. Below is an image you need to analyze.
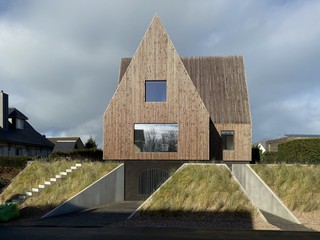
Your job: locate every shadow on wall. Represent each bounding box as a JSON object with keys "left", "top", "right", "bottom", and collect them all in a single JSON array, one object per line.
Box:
[{"left": 210, "top": 120, "right": 222, "bottom": 161}]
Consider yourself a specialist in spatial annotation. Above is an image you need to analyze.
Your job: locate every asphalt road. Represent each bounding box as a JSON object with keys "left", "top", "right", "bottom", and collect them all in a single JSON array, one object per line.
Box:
[
  {"left": 1, "top": 226, "right": 320, "bottom": 240},
  {"left": 2, "top": 201, "right": 319, "bottom": 240}
]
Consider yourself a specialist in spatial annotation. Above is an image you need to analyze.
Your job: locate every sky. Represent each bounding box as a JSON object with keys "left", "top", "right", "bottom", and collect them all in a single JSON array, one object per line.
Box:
[{"left": 1, "top": 0, "right": 320, "bottom": 147}]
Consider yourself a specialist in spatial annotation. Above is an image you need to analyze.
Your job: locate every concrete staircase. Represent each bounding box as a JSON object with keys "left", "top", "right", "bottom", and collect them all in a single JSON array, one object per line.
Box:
[{"left": 10, "top": 163, "right": 82, "bottom": 205}]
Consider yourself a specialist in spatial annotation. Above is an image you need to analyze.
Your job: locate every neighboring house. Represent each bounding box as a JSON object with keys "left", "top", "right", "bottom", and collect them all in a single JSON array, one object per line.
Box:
[
  {"left": 0, "top": 91, "right": 54, "bottom": 157},
  {"left": 266, "top": 134, "right": 320, "bottom": 152},
  {"left": 103, "top": 15, "right": 252, "bottom": 162},
  {"left": 48, "top": 137, "right": 85, "bottom": 153}
]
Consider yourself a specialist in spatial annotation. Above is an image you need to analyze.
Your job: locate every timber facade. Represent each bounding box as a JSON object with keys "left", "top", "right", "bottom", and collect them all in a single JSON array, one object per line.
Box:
[{"left": 103, "top": 15, "right": 252, "bottom": 162}]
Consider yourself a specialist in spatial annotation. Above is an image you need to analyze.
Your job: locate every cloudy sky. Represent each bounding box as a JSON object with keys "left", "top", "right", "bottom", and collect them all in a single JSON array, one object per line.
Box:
[{"left": 1, "top": 0, "right": 320, "bottom": 147}]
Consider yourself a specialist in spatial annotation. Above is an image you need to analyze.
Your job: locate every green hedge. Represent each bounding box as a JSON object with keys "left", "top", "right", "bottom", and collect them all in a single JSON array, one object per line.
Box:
[
  {"left": 0, "top": 157, "right": 30, "bottom": 168},
  {"left": 261, "top": 138, "right": 320, "bottom": 164},
  {"left": 278, "top": 138, "right": 320, "bottom": 164},
  {"left": 49, "top": 149, "right": 103, "bottom": 161}
]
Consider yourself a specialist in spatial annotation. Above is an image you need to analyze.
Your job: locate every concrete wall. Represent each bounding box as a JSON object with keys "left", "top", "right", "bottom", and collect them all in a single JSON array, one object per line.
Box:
[
  {"left": 42, "top": 164, "right": 124, "bottom": 218},
  {"left": 232, "top": 164, "right": 300, "bottom": 223}
]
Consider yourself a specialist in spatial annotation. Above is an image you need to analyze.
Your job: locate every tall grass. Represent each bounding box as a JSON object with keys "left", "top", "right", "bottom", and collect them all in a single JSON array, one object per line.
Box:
[
  {"left": 141, "top": 164, "right": 258, "bottom": 216},
  {"left": 0, "top": 159, "right": 119, "bottom": 214},
  {"left": 251, "top": 164, "right": 320, "bottom": 212}
]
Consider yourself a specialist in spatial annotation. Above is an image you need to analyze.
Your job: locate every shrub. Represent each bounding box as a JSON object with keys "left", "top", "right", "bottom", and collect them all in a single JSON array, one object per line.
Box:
[
  {"left": 260, "top": 139, "right": 320, "bottom": 164},
  {"left": 260, "top": 152, "right": 280, "bottom": 163},
  {"left": 0, "top": 157, "right": 30, "bottom": 169},
  {"left": 49, "top": 149, "right": 103, "bottom": 161},
  {"left": 278, "top": 138, "right": 320, "bottom": 164}
]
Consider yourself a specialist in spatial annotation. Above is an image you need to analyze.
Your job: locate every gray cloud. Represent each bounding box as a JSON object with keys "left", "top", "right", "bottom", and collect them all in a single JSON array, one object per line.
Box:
[{"left": 1, "top": 0, "right": 320, "bottom": 147}]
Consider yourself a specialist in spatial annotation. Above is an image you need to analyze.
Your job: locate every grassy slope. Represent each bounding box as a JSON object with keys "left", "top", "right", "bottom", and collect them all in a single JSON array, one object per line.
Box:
[
  {"left": 141, "top": 164, "right": 258, "bottom": 218},
  {"left": 251, "top": 164, "right": 320, "bottom": 212},
  {"left": 0, "top": 160, "right": 119, "bottom": 215}
]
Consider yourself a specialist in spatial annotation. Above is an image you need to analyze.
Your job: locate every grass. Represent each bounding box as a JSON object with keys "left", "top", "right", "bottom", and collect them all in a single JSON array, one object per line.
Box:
[
  {"left": 251, "top": 164, "right": 320, "bottom": 212},
  {"left": 0, "top": 159, "right": 119, "bottom": 215},
  {"left": 140, "top": 164, "right": 258, "bottom": 218}
]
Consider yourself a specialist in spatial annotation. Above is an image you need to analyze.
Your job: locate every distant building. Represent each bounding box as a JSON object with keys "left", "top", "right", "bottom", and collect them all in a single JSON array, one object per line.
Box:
[
  {"left": 0, "top": 91, "right": 54, "bottom": 157},
  {"left": 48, "top": 137, "right": 85, "bottom": 153},
  {"left": 266, "top": 134, "right": 320, "bottom": 152}
]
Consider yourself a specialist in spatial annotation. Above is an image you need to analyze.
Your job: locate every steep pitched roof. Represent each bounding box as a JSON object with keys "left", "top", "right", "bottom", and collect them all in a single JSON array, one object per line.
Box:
[
  {"left": 8, "top": 108, "right": 28, "bottom": 120},
  {"left": 118, "top": 56, "right": 251, "bottom": 124},
  {"left": 0, "top": 121, "right": 54, "bottom": 148}
]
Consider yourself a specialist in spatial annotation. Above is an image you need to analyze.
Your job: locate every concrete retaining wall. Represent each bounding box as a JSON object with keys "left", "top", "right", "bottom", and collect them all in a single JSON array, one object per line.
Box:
[
  {"left": 232, "top": 164, "right": 300, "bottom": 224},
  {"left": 42, "top": 164, "right": 124, "bottom": 218}
]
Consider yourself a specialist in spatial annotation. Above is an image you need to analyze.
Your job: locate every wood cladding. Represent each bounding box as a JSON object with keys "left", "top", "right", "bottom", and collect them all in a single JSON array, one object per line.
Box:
[
  {"left": 120, "top": 56, "right": 251, "bottom": 124},
  {"left": 103, "top": 15, "right": 210, "bottom": 160},
  {"left": 215, "top": 123, "right": 252, "bottom": 161}
]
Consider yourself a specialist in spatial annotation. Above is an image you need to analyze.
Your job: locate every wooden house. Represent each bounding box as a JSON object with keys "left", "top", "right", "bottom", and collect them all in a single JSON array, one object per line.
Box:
[{"left": 103, "top": 15, "right": 251, "bottom": 162}]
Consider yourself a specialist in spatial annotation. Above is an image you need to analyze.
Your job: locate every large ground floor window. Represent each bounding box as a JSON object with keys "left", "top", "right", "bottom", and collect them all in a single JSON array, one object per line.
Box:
[{"left": 134, "top": 123, "right": 178, "bottom": 152}]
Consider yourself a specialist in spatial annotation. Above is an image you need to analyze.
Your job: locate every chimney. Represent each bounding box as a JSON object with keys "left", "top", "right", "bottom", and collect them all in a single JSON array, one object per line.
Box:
[{"left": 0, "top": 90, "right": 9, "bottom": 130}]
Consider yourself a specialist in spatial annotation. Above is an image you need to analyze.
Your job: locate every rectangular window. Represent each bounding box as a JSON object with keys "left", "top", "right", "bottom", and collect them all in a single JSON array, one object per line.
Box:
[
  {"left": 16, "top": 119, "right": 24, "bottom": 130},
  {"left": 145, "top": 80, "right": 166, "bottom": 102},
  {"left": 134, "top": 124, "right": 178, "bottom": 152},
  {"left": 221, "top": 130, "right": 234, "bottom": 150}
]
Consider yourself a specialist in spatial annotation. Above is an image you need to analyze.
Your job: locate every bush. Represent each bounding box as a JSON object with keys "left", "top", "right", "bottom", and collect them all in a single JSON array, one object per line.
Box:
[
  {"left": 49, "top": 149, "right": 103, "bottom": 161},
  {"left": 278, "top": 138, "right": 320, "bottom": 164},
  {"left": 260, "top": 152, "right": 280, "bottom": 164},
  {"left": 0, "top": 157, "right": 30, "bottom": 168},
  {"left": 251, "top": 146, "right": 261, "bottom": 164},
  {"left": 261, "top": 139, "right": 320, "bottom": 164}
]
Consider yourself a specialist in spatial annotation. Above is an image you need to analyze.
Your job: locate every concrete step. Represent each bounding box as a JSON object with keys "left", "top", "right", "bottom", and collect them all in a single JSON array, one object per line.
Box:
[
  {"left": 26, "top": 192, "right": 33, "bottom": 196},
  {"left": 66, "top": 169, "right": 72, "bottom": 173},
  {"left": 76, "top": 163, "right": 82, "bottom": 167},
  {"left": 32, "top": 188, "right": 39, "bottom": 193},
  {"left": 44, "top": 181, "right": 51, "bottom": 185},
  {"left": 50, "top": 178, "right": 57, "bottom": 182},
  {"left": 60, "top": 172, "right": 67, "bottom": 176},
  {"left": 38, "top": 184, "right": 45, "bottom": 189},
  {"left": 71, "top": 166, "right": 77, "bottom": 170},
  {"left": 55, "top": 175, "right": 62, "bottom": 179}
]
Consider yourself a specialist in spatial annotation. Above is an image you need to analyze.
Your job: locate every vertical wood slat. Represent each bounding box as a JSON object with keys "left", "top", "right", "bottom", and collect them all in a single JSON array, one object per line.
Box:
[{"left": 104, "top": 15, "right": 210, "bottom": 160}]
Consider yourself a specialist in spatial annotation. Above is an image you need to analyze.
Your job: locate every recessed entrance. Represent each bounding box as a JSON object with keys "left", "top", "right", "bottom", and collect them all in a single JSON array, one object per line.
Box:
[{"left": 138, "top": 168, "right": 169, "bottom": 196}]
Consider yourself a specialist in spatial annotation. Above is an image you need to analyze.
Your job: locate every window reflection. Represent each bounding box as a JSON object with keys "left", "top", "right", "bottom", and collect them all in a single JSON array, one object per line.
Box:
[{"left": 134, "top": 124, "right": 178, "bottom": 152}]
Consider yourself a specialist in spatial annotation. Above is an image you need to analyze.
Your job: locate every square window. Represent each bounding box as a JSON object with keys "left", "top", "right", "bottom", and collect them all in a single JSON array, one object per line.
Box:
[
  {"left": 145, "top": 80, "right": 166, "bottom": 102},
  {"left": 221, "top": 130, "right": 234, "bottom": 150}
]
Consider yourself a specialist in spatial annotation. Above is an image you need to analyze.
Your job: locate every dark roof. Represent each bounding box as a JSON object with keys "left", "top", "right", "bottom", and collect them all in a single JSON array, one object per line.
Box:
[
  {"left": 118, "top": 56, "right": 251, "bottom": 124},
  {"left": 48, "top": 137, "right": 82, "bottom": 145},
  {"left": 8, "top": 108, "right": 28, "bottom": 120},
  {"left": 284, "top": 134, "right": 320, "bottom": 138},
  {"left": 48, "top": 137, "right": 85, "bottom": 153},
  {"left": 53, "top": 141, "right": 77, "bottom": 153},
  {"left": 0, "top": 121, "right": 54, "bottom": 148}
]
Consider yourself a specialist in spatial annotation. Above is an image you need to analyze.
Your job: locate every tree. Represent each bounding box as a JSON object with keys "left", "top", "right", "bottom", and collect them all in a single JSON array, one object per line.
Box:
[{"left": 85, "top": 137, "right": 97, "bottom": 149}]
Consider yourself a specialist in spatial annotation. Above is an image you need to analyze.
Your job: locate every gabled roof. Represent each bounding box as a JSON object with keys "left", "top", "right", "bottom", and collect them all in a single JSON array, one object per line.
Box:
[
  {"left": 8, "top": 108, "right": 28, "bottom": 120},
  {"left": 0, "top": 120, "right": 54, "bottom": 148},
  {"left": 118, "top": 56, "right": 251, "bottom": 124},
  {"left": 48, "top": 137, "right": 85, "bottom": 153}
]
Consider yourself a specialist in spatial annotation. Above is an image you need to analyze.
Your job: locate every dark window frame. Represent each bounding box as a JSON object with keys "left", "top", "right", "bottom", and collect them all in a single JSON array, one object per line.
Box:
[
  {"left": 221, "top": 130, "right": 235, "bottom": 151},
  {"left": 145, "top": 80, "right": 167, "bottom": 102}
]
